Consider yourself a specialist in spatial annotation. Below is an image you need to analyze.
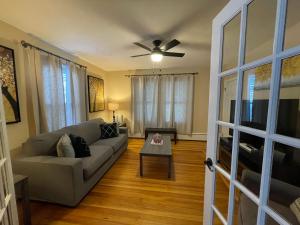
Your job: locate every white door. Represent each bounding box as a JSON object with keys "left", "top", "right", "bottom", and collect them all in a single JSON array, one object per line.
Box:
[
  {"left": 204, "top": 0, "right": 300, "bottom": 224},
  {"left": 0, "top": 40, "right": 20, "bottom": 224},
  {"left": 0, "top": 94, "right": 19, "bottom": 225}
]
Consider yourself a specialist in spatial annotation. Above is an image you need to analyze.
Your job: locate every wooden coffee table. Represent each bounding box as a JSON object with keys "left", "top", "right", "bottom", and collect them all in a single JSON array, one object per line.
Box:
[{"left": 140, "top": 136, "right": 172, "bottom": 178}]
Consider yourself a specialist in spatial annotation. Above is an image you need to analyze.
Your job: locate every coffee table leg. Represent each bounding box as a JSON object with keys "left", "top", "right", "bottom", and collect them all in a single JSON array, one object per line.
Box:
[
  {"left": 140, "top": 154, "right": 143, "bottom": 176},
  {"left": 168, "top": 156, "right": 172, "bottom": 178}
]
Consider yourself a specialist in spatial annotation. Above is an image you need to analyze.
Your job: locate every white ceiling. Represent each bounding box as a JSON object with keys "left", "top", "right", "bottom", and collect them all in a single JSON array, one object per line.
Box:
[{"left": 0, "top": 0, "right": 228, "bottom": 71}]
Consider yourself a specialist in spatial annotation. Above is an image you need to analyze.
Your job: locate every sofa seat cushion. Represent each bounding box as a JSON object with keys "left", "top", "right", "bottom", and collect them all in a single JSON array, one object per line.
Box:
[
  {"left": 82, "top": 145, "right": 113, "bottom": 180},
  {"left": 93, "top": 134, "right": 127, "bottom": 153}
]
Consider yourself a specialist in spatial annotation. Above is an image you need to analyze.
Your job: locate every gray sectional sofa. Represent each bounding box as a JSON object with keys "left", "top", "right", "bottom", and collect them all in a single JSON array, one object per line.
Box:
[{"left": 12, "top": 118, "right": 128, "bottom": 206}]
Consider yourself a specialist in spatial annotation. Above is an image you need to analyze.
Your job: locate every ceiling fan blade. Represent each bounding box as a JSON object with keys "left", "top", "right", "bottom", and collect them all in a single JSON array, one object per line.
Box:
[
  {"left": 134, "top": 42, "right": 152, "bottom": 51},
  {"left": 163, "top": 52, "right": 185, "bottom": 57},
  {"left": 162, "top": 39, "right": 180, "bottom": 51},
  {"left": 131, "top": 53, "right": 151, "bottom": 58}
]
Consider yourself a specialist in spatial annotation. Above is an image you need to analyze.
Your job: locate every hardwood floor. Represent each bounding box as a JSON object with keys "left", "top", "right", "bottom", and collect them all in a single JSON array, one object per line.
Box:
[{"left": 18, "top": 138, "right": 231, "bottom": 225}]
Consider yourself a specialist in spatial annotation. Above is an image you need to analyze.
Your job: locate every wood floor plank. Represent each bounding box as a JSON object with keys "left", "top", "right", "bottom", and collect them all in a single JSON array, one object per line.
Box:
[{"left": 17, "top": 138, "right": 231, "bottom": 225}]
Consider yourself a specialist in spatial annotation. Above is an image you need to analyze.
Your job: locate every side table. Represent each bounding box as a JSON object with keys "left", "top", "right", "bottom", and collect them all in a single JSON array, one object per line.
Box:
[{"left": 14, "top": 174, "right": 31, "bottom": 225}]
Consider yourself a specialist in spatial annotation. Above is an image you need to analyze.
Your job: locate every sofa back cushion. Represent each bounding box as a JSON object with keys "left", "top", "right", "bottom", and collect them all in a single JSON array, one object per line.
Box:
[
  {"left": 23, "top": 131, "right": 64, "bottom": 156},
  {"left": 63, "top": 119, "right": 104, "bottom": 145},
  {"left": 22, "top": 118, "right": 105, "bottom": 156}
]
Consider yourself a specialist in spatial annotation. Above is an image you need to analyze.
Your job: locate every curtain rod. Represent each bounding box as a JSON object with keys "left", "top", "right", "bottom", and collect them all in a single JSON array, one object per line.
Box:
[
  {"left": 124, "top": 72, "right": 198, "bottom": 77},
  {"left": 21, "top": 40, "right": 87, "bottom": 69}
]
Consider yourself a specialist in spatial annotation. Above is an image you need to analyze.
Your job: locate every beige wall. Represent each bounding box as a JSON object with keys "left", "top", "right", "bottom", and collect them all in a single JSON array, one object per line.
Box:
[
  {"left": 0, "top": 20, "right": 211, "bottom": 150},
  {"left": 106, "top": 67, "right": 210, "bottom": 137},
  {"left": 0, "top": 20, "right": 108, "bottom": 151}
]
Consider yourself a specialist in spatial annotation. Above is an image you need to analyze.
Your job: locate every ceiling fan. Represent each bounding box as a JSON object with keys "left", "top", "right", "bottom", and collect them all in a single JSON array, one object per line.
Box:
[{"left": 131, "top": 39, "right": 185, "bottom": 62}]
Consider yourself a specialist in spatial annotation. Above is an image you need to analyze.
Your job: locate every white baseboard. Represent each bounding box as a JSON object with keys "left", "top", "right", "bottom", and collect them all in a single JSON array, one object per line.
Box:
[
  {"left": 129, "top": 134, "right": 144, "bottom": 138},
  {"left": 177, "top": 133, "right": 207, "bottom": 141},
  {"left": 129, "top": 133, "right": 207, "bottom": 141}
]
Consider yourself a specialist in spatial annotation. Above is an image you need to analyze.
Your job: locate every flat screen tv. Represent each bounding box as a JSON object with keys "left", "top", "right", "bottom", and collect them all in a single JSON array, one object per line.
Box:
[
  {"left": 230, "top": 99, "right": 299, "bottom": 141},
  {"left": 228, "top": 99, "right": 300, "bottom": 186}
]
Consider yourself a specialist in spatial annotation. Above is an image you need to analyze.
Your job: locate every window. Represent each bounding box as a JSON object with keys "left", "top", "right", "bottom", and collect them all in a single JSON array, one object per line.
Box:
[
  {"left": 62, "top": 64, "right": 73, "bottom": 126},
  {"left": 247, "top": 74, "right": 256, "bottom": 121},
  {"left": 131, "top": 75, "right": 194, "bottom": 135},
  {"left": 62, "top": 64, "right": 68, "bottom": 105},
  {"left": 39, "top": 55, "right": 86, "bottom": 132}
]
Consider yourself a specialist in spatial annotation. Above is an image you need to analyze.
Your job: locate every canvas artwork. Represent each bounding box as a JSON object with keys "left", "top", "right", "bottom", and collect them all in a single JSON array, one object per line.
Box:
[
  {"left": 88, "top": 75, "right": 105, "bottom": 112},
  {"left": 0, "top": 45, "right": 20, "bottom": 124},
  {"left": 254, "top": 54, "right": 300, "bottom": 90}
]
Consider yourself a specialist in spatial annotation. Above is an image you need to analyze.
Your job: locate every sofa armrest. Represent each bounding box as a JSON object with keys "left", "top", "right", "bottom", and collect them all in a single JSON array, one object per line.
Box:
[
  {"left": 119, "top": 127, "right": 128, "bottom": 134},
  {"left": 241, "top": 170, "right": 300, "bottom": 206},
  {"left": 13, "top": 156, "right": 83, "bottom": 206}
]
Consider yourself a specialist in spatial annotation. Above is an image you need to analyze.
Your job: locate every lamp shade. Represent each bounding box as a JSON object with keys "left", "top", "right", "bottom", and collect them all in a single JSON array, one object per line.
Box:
[
  {"left": 108, "top": 102, "right": 119, "bottom": 111},
  {"left": 151, "top": 52, "right": 163, "bottom": 62}
]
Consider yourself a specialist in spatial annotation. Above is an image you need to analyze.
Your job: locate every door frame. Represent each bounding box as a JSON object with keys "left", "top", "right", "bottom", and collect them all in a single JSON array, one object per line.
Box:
[{"left": 203, "top": 0, "right": 300, "bottom": 224}]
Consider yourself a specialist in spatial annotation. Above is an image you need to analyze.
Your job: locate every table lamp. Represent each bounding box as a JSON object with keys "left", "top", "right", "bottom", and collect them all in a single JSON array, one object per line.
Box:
[{"left": 108, "top": 102, "right": 119, "bottom": 123}]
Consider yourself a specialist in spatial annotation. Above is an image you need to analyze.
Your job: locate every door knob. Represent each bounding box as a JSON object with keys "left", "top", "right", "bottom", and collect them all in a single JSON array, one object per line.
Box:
[{"left": 204, "top": 158, "right": 214, "bottom": 172}]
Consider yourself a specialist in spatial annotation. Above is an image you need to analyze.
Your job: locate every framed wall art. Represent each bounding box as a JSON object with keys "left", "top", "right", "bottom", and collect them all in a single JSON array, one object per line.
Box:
[
  {"left": 87, "top": 75, "right": 105, "bottom": 112},
  {"left": 0, "top": 45, "right": 20, "bottom": 124}
]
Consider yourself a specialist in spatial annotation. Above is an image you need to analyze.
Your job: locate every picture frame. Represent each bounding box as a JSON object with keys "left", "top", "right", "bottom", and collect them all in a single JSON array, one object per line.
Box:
[
  {"left": 0, "top": 45, "right": 21, "bottom": 124},
  {"left": 87, "top": 75, "right": 105, "bottom": 112}
]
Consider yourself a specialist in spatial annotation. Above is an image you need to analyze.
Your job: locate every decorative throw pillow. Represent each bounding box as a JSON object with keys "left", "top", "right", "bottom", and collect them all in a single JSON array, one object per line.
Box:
[
  {"left": 69, "top": 134, "right": 91, "bottom": 158},
  {"left": 56, "top": 134, "right": 75, "bottom": 158},
  {"left": 100, "top": 123, "right": 119, "bottom": 139}
]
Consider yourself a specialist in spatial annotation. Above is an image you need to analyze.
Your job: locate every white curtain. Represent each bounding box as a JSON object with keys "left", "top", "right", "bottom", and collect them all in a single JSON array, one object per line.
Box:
[
  {"left": 173, "top": 75, "right": 194, "bottom": 134},
  {"left": 41, "top": 54, "right": 66, "bottom": 132},
  {"left": 131, "top": 74, "right": 194, "bottom": 135},
  {"left": 159, "top": 75, "right": 175, "bottom": 128},
  {"left": 144, "top": 76, "right": 159, "bottom": 128},
  {"left": 24, "top": 48, "right": 47, "bottom": 134},
  {"left": 70, "top": 63, "right": 87, "bottom": 124},
  {"left": 24, "top": 47, "right": 87, "bottom": 134}
]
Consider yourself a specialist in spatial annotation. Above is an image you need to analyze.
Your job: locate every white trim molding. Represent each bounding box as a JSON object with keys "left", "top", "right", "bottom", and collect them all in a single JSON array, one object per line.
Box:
[
  {"left": 129, "top": 133, "right": 207, "bottom": 141},
  {"left": 177, "top": 133, "right": 207, "bottom": 141}
]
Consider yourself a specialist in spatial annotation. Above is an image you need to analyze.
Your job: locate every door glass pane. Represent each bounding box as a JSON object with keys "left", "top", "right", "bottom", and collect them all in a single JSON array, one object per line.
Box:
[
  {"left": 214, "top": 171, "right": 230, "bottom": 220},
  {"left": 245, "top": 0, "right": 277, "bottom": 63},
  {"left": 268, "top": 142, "right": 300, "bottom": 224},
  {"left": 241, "top": 63, "right": 272, "bottom": 131},
  {"left": 217, "top": 126, "right": 234, "bottom": 173},
  {"left": 1, "top": 166, "right": 8, "bottom": 197},
  {"left": 213, "top": 212, "right": 224, "bottom": 225},
  {"left": 276, "top": 55, "right": 300, "bottom": 139},
  {"left": 284, "top": 0, "right": 300, "bottom": 50},
  {"left": 237, "top": 131, "right": 264, "bottom": 197},
  {"left": 222, "top": 13, "right": 241, "bottom": 71},
  {"left": 233, "top": 188, "right": 258, "bottom": 224},
  {"left": 219, "top": 74, "right": 238, "bottom": 123},
  {"left": 266, "top": 214, "right": 280, "bottom": 224}
]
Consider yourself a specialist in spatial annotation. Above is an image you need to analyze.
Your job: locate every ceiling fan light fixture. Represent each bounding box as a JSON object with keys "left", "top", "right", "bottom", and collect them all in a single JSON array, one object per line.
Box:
[{"left": 151, "top": 52, "right": 163, "bottom": 62}]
